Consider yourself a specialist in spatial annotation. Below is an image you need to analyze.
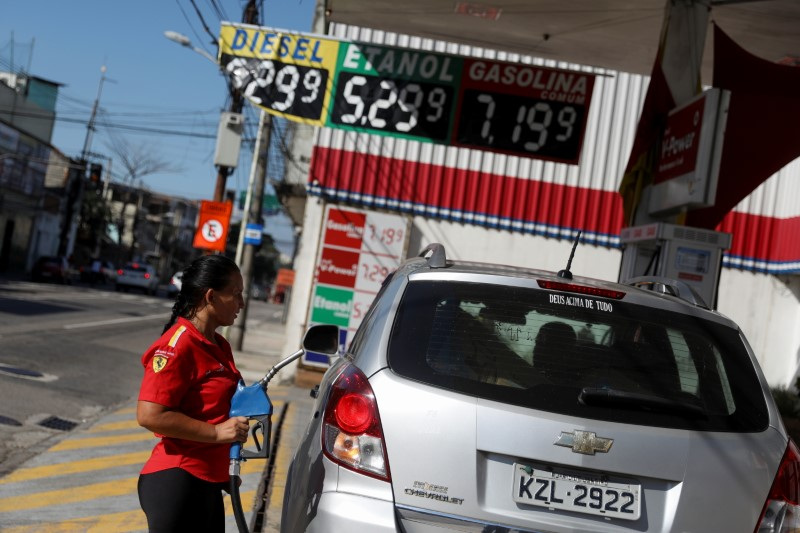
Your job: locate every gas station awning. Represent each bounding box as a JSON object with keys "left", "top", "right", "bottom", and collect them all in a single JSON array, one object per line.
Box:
[{"left": 323, "top": 0, "right": 800, "bottom": 82}]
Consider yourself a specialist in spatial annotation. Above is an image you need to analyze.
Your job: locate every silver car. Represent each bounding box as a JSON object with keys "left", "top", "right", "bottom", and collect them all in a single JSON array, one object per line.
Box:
[
  {"left": 281, "top": 243, "right": 797, "bottom": 532},
  {"left": 115, "top": 262, "right": 159, "bottom": 295}
]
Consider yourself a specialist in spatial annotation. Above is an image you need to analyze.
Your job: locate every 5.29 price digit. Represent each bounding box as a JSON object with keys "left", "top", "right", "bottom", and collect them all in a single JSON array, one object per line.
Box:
[{"left": 331, "top": 72, "right": 453, "bottom": 142}]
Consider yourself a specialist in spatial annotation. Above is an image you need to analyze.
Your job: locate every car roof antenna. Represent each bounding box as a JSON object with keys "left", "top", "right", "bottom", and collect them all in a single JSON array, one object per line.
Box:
[{"left": 557, "top": 230, "right": 583, "bottom": 280}]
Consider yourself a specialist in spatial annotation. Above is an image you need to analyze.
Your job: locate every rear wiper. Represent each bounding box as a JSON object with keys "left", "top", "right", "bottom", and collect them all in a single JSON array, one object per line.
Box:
[{"left": 579, "top": 387, "right": 707, "bottom": 418}]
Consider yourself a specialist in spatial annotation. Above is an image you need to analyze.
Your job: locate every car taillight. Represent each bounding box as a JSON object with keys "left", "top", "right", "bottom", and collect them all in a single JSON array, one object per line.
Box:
[
  {"left": 117, "top": 269, "right": 123, "bottom": 275},
  {"left": 756, "top": 440, "right": 800, "bottom": 532},
  {"left": 144, "top": 273, "right": 151, "bottom": 279},
  {"left": 322, "top": 364, "right": 390, "bottom": 481}
]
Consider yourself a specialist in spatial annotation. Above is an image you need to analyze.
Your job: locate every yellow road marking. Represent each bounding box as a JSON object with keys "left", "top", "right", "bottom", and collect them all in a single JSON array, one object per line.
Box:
[
  {"left": 223, "top": 489, "right": 256, "bottom": 514},
  {"left": 87, "top": 419, "right": 142, "bottom": 433},
  {"left": 0, "top": 451, "right": 151, "bottom": 484},
  {"left": 49, "top": 432, "right": 154, "bottom": 451},
  {"left": 0, "top": 491, "right": 257, "bottom": 532},
  {"left": 0, "top": 477, "right": 138, "bottom": 512},
  {"left": 1, "top": 509, "right": 147, "bottom": 532},
  {"left": 268, "top": 403, "right": 296, "bottom": 512},
  {"left": 0, "top": 477, "right": 258, "bottom": 515}
]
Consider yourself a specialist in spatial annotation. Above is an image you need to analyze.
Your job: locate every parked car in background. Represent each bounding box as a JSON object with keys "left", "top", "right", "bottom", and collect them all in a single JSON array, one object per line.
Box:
[
  {"left": 115, "top": 262, "right": 159, "bottom": 295},
  {"left": 79, "top": 260, "right": 116, "bottom": 285},
  {"left": 31, "top": 256, "right": 71, "bottom": 284},
  {"left": 166, "top": 271, "right": 183, "bottom": 298},
  {"left": 250, "top": 283, "right": 270, "bottom": 301},
  {"left": 281, "top": 243, "right": 795, "bottom": 532}
]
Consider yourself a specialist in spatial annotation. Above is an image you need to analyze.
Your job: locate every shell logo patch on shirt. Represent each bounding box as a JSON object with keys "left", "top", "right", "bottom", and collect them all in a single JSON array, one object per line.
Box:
[{"left": 153, "top": 355, "right": 168, "bottom": 373}]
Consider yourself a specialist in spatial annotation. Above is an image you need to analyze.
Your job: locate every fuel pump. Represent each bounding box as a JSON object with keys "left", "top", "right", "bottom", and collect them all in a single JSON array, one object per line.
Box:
[
  {"left": 228, "top": 324, "right": 339, "bottom": 533},
  {"left": 618, "top": 222, "right": 731, "bottom": 309}
]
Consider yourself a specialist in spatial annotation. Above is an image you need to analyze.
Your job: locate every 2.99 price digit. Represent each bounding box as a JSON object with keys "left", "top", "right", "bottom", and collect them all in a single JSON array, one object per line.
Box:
[{"left": 225, "top": 56, "right": 328, "bottom": 121}]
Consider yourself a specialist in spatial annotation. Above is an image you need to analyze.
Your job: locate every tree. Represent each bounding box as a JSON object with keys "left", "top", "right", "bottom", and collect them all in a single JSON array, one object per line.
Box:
[
  {"left": 74, "top": 180, "right": 113, "bottom": 265},
  {"left": 105, "top": 136, "right": 178, "bottom": 261}
]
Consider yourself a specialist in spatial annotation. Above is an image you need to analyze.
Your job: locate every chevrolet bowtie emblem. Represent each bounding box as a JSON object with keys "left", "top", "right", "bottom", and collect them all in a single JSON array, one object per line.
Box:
[{"left": 554, "top": 430, "right": 613, "bottom": 455}]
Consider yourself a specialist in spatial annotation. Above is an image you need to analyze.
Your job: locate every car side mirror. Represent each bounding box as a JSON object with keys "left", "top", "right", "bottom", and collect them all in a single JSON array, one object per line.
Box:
[{"left": 302, "top": 324, "right": 340, "bottom": 355}]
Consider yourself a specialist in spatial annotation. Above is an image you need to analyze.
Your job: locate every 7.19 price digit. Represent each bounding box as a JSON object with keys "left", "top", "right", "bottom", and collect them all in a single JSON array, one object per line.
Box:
[{"left": 457, "top": 89, "right": 586, "bottom": 163}]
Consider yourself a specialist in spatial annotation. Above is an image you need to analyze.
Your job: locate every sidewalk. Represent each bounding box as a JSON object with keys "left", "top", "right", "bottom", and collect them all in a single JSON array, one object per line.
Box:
[{"left": 0, "top": 307, "right": 320, "bottom": 533}]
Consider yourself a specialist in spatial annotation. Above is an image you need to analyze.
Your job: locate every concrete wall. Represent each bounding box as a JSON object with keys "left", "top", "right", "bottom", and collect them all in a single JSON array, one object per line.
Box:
[{"left": 717, "top": 269, "right": 800, "bottom": 387}]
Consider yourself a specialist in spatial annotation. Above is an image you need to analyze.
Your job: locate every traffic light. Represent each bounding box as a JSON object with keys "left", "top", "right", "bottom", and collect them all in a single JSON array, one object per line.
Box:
[{"left": 89, "top": 163, "right": 103, "bottom": 184}]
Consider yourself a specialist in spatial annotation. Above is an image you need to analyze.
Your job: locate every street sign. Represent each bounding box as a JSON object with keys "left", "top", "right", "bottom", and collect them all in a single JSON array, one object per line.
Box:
[
  {"left": 649, "top": 88, "right": 729, "bottom": 216},
  {"left": 243, "top": 223, "right": 262, "bottom": 245},
  {"left": 219, "top": 23, "right": 595, "bottom": 165},
  {"left": 193, "top": 200, "right": 232, "bottom": 252}
]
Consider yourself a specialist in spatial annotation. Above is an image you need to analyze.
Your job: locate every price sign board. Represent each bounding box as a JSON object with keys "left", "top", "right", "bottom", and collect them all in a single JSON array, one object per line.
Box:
[
  {"left": 220, "top": 23, "right": 595, "bottom": 164},
  {"left": 453, "top": 59, "right": 594, "bottom": 163},
  {"left": 304, "top": 205, "right": 409, "bottom": 367},
  {"left": 219, "top": 24, "right": 340, "bottom": 125},
  {"left": 329, "top": 43, "right": 460, "bottom": 143}
]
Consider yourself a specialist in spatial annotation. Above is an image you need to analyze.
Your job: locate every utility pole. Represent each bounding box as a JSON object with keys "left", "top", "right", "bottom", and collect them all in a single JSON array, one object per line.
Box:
[
  {"left": 229, "top": 110, "right": 271, "bottom": 350},
  {"left": 58, "top": 65, "right": 109, "bottom": 258},
  {"left": 213, "top": 0, "right": 258, "bottom": 203}
]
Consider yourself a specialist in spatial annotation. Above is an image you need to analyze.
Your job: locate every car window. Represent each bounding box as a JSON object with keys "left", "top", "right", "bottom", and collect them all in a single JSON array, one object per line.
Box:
[{"left": 388, "top": 280, "right": 768, "bottom": 432}]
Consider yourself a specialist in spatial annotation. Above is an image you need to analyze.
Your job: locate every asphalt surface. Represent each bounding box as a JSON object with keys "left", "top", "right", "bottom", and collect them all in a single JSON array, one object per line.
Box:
[{"left": 0, "top": 305, "right": 321, "bottom": 532}]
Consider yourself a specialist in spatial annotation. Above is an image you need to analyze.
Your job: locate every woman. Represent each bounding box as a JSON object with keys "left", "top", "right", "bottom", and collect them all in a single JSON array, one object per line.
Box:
[{"left": 136, "top": 254, "right": 248, "bottom": 532}]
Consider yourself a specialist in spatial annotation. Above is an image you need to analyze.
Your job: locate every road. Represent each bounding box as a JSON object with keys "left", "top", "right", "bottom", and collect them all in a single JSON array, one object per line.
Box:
[{"left": 0, "top": 278, "right": 277, "bottom": 478}]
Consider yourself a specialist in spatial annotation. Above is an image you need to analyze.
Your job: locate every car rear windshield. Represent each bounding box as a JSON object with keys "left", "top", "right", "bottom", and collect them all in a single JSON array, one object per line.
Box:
[
  {"left": 123, "top": 264, "right": 149, "bottom": 272},
  {"left": 388, "top": 280, "right": 769, "bottom": 432}
]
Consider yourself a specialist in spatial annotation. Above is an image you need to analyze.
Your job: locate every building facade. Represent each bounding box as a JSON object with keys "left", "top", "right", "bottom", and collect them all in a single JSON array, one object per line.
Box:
[{"left": 277, "top": 22, "right": 800, "bottom": 387}]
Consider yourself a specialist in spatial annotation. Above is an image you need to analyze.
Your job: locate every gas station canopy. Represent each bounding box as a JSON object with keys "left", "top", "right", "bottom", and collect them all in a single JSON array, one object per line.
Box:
[{"left": 323, "top": 0, "right": 800, "bottom": 82}]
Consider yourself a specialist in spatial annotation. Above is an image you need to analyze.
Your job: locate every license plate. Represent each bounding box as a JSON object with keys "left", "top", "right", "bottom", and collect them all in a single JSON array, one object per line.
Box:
[{"left": 512, "top": 463, "right": 641, "bottom": 521}]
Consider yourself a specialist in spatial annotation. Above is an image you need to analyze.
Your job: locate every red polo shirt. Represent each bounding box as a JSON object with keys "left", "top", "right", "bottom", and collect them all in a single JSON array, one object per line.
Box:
[{"left": 138, "top": 317, "right": 242, "bottom": 482}]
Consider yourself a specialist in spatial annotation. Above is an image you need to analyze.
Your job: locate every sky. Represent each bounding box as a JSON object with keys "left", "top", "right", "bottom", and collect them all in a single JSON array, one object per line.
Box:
[{"left": 0, "top": 0, "right": 318, "bottom": 257}]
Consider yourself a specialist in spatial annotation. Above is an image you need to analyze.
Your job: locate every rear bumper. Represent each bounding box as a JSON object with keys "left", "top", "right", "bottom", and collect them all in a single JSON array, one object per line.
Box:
[{"left": 304, "top": 492, "right": 396, "bottom": 532}]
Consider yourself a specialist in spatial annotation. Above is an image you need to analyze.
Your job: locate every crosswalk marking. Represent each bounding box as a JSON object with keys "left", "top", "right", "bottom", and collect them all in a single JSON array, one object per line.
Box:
[
  {"left": 88, "top": 419, "right": 142, "bottom": 432},
  {"left": 49, "top": 432, "right": 155, "bottom": 451},
  {"left": 0, "top": 451, "right": 151, "bottom": 484},
  {"left": 0, "top": 477, "right": 139, "bottom": 512},
  {"left": 0, "top": 401, "right": 283, "bottom": 529},
  {"left": 0, "top": 509, "right": 148, "bottom": 533},
  {"left": 0, "top": 490, "right": 259, "bottom": 533}
]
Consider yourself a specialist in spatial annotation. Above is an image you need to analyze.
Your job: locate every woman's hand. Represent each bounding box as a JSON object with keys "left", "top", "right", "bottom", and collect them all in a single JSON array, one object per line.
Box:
[
  {"left": 214, "top": 416, "right": 250, "bottom": 444},
  {"left": 137, "top": 401, "right": 250, "bottom": 444}
]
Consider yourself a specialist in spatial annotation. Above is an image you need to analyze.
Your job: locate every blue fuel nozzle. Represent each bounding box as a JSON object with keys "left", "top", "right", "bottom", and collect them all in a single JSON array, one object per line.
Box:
[{"left": 229, "top": 379, "right": 273, "bottom": 461}]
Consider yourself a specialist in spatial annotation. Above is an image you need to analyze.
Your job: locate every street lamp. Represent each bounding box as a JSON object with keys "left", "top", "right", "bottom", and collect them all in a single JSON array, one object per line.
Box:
[
  {"left": 163, "top": 29, "right": 242, "bottom": 204},
  {"left": 163, "top": 31, "right": 219, "bottom": 65}
]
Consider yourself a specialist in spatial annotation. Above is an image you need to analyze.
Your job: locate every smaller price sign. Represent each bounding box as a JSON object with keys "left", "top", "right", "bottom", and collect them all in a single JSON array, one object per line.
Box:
[{"left": 307, "top": 206, "right": 409, "bottom": 367}]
